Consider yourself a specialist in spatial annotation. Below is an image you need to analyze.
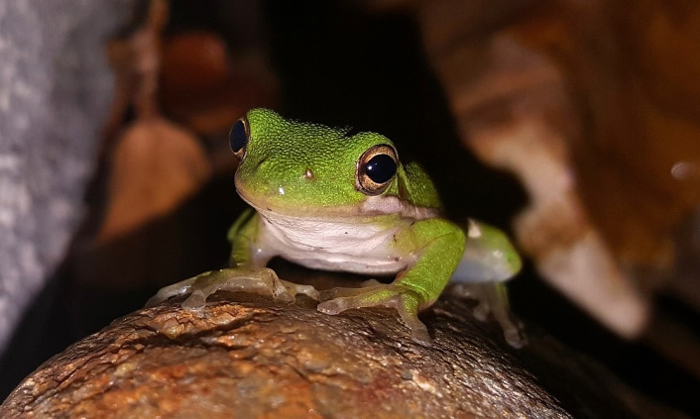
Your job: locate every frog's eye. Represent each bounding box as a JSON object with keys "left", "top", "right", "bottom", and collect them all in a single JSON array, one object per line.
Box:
[
  {"left": 229, "top": 118, "right": 249, "bottom": 160},
  {"left": 357, "top": 144, "right": 398, "bottom": 195}
]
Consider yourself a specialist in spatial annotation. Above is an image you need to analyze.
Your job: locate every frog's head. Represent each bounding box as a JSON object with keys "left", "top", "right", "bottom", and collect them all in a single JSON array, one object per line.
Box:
[{"left": 230, "top": 108, "right": 412, "bottom": 218}]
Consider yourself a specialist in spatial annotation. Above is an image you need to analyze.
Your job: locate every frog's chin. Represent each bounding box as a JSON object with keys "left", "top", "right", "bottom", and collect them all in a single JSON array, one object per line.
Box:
[{"left": 235, "top": 184, "right": 440, "bottom": 221}]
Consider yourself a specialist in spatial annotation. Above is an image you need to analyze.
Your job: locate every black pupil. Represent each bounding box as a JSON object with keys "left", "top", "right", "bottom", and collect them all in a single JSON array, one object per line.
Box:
[
  {"left": 229, "top": 120, "right": 247, "bottom": 153},
  {"left": 364, "top": 154, "right": 396, "bottom": 184}
]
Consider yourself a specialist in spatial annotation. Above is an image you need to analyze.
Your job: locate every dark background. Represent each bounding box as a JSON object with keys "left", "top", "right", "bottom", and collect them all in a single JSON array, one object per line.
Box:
[{"left": 1, "top": 1, "right": 698, "bottom": 416}]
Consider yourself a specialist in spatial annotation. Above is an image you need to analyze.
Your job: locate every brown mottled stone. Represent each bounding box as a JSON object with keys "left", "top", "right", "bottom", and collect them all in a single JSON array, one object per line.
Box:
[{"left": 0, "top": 292, "right": 686, "bottom": 418}]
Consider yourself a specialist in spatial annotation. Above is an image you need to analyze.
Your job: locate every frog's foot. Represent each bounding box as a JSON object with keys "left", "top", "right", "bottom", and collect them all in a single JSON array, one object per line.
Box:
[
  {"left": 146, "top": 267, "right": 319, "bottom": 309},
  {"left": 452, "top": 283, "right": 527, "bottom": 348},
  {"left": 318, "top": 284, "right": 431, "bottom": 345}
]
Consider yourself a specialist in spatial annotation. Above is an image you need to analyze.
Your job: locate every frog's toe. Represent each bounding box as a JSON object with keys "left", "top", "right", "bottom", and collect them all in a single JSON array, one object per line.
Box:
[
  {"left": 490, "top": 302, "right": 527, "bottom": 348},
  {"left": 317, "top": 286, "right": 398, "bottom": 312},
  {"left": 280, "top": 279, "right": 320, "bottom": 300},
  {"left": 316, "top": 295, "right": 361, "bottom": 315},
  {"left": 503, "top": 323, "right": 527, "bottom": 348},
  {"left": 394, "top": 291, "right": 431, "bottom": 345},
  {"left": 317, "top": 285, "right": 432, "bottom": 345},
  {"left": 473, "top": 300, "right": 491, "bottom": 321},
  {"left": 167, "top": 270, "right": 231, "bottom": 310},
  {"left": 180, "top": 278, "right": 226, "bottom": 309},
  {"left": 145, "top": 276, "right": 199, "bottom": 307},
  {"left": 181, "top": 290, "right": 208, "bottom": 310}
]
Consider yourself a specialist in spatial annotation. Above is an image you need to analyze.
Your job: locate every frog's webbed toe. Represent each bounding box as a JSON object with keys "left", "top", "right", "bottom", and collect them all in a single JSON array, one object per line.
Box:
[
  {"left": 146, "top": 268, "right": 319, "bottom": 310},
  {"left": 146, "top": 276, "right": 200, "bottom": 308},
  {"left": 452, "top": 283, "right": 527, "bottom": 348},
  {"left": 318, "top": 284, "right": 431, "bottom": 345}
]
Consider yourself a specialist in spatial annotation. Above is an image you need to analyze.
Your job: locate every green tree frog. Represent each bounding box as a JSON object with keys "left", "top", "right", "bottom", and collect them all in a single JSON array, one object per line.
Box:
[{"left": 149, "top": 109, "right": 524, "bottom": 347}]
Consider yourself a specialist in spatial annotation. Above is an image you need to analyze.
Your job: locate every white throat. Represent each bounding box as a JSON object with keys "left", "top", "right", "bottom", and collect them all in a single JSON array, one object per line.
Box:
[{"left": 256, "top": 210, "right": 413, "bottom": 275}]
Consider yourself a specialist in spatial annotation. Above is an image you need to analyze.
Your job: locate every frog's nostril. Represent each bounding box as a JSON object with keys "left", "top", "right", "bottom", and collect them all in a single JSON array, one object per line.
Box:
[{"left": 303, "top": 168, "right": 314, "bottom": 180}]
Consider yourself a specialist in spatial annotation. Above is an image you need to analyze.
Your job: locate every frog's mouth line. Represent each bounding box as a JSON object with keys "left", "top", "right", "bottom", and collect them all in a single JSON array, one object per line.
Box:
[
  {"left": 235, "top": 177, "right": 440, "bottom": 222},
  {"left": 235, "top": 183, "right": 368, "bottom": 220}
]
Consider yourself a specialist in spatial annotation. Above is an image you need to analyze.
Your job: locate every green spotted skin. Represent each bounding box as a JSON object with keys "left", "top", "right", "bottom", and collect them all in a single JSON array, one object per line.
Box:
[{"left": 237, "top": 108, "right": 441, "bottom": 213}]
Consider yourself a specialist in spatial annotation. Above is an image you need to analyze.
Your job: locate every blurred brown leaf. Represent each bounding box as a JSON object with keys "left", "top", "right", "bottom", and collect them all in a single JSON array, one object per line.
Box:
[
  {"left": 160, "top": 31, "right": 277, "bottom": 135},
  {"left": 381, "top": 0, "right": 700, "bottom": 379},
  {"left": 509, "top": 0, "right": 700, "bottom": 273},
  {"left": 97, "top": 118, "right": 211, "bottom": 243}
]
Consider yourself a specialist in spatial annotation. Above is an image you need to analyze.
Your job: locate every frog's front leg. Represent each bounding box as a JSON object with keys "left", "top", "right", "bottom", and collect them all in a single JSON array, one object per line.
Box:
[
  {"left": 317, "top": 219, "right": 466, "bottom": 344},
  {"left": 147, "top": 209, "right": 318, "bottom": 309}
]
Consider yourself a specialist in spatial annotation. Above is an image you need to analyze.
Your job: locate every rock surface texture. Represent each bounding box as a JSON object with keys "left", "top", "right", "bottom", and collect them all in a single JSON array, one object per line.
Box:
[{"left": 0, "top": 293, "right": 686, "bottom": 418}]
